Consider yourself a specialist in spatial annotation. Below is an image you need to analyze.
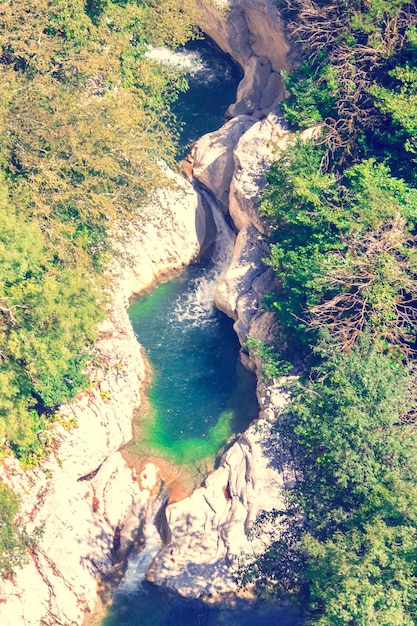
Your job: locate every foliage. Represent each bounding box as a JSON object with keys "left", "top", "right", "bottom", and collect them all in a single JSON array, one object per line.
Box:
[
  {"left": 241, "top": 337, "right": 417, "bottom": 623},
  {"left": 0, "top": 0, "right": 199, "bottom": 575},
  {"left": 261, "top": 141, "right": 417, "bottom": 355},
  {"left": 281, "top": 61, "right": 339, "bottom": 128},
  {"left": 279, "top": 0, "right": 417, "bottom": 159},
  {"left": 243, "top": 2, "right": 417, "bottom": 621},
  {"left": 0, "top": 0, "right": 198, "bottom": 461},
  {"left": 311, "top": 216, "right": 417, "bottom": 354},
  {"left": 244, "top": 337, "right": 291, "bottom": 381},
  {"left": 0, "top": 481, "right": 31, "bottom": 577},
  {"left": 260, "top": 139, "right": 344, "bottom": 349}
]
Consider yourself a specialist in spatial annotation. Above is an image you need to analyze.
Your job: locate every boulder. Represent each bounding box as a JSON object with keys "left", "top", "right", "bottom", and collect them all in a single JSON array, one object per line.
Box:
[
  {"left": 198, "top": 0, "right": 293, "bottom": 118},
  {"left": 191, "top": 116, "right": 255, "bottom": 211},
  {"left": 213, "top": 224, "right": 269, "bottom": 325},
  {"left": 229, "top": 112, "right": 289, "bottom": 230}
]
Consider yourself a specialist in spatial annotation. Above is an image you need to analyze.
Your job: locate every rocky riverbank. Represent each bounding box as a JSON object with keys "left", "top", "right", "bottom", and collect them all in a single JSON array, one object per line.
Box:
[
  {"left": 147, "top": 114, "right": 296, "bottom": 601},
  {"left": 198, "top": 0, "right": 293, "bottom": 118},
  {"left": 145, "top": 0, "right": 299, "bottom": 604}
]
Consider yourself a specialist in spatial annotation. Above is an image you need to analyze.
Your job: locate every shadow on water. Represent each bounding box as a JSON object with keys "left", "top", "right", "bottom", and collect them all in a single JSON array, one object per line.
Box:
[
  {"left": 102, "top": 581, "right": 302, "bottom": 626},
  {"left": 170, "top": 36, "right": 243, "bottom": 158}
]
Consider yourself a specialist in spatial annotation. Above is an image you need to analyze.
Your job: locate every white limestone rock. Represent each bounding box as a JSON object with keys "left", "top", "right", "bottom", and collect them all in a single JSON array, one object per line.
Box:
[
  {"left": 214, "top": 224, "right": 269, "bottom": 324},
  {"left": 111, "top": 165, "right": 208, "bottom": 302},
  {"left": 198, "top": 0, "right": 292, "bottom": 118},
  {"left": 191, "top": 116, "right": 255, "bottom": 211},
  {"left": 147, "top": 380, "right": 294, "bottom": 600},
  {"left": 229, "top": 113, "right": 289, "bottom": 231},
  {"left": 0, "top": 166, "right": 205, "bottom": 626},
  {"left": 0, "top": 452, "right": 151, "bottom": 626}
]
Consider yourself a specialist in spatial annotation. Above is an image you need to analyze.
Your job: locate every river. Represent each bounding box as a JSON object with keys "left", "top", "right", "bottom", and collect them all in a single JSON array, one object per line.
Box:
[{"left": 100, "top": 36, "right": 300, "bottom": 626}]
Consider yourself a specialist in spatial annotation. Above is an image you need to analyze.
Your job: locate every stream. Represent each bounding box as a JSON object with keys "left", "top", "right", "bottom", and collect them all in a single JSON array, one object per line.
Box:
[{"left": 100, "top": 36, "right": 299, "bottom": 626}]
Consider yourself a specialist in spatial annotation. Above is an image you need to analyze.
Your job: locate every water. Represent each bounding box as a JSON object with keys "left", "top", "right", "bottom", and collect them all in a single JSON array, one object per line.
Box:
[
  {"left": 102, "top": 586, "right": 299, "bottom": 626},
  {"left": 127, "top": 260, "right": 258, "bottom": 468},
  {"left": 101, "top": 35, "right": 299, "bottom": 626},
  {"left": 168, "top": 36, "right": 243, "bottom": 157}
]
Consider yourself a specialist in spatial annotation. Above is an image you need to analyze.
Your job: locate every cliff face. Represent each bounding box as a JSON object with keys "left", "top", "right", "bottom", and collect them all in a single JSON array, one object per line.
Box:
[
  {"left": 0, "top": 171, "right": 206, "bottom": 626},
  {"left": 198, "top": 0, "right": 293, "bottom": 118},
  {"left": 147, "top": 114, "right": 296, "bottom": 601},
  {"left": 147, "top": 0, "right": 296, "bottom": 602}
]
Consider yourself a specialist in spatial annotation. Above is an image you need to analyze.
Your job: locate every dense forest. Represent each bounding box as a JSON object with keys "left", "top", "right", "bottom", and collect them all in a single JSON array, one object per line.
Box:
[
  {"left": 242, "top": 0, "right": 417, "bottom": 624},
  {"left": 0, "top": 0, "right": 198, "bottom": 576}
]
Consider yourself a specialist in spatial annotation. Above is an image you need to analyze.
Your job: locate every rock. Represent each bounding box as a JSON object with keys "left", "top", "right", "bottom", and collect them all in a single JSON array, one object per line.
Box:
[
  {"left": 230, "top": 112, "right": 289, "bottom": 231},
  {"left": 198, "top": 0, "right": 293, "bottom": 118},
  {"left": 0, "top": 165, "right": 206, "bottom": 626},
  {"left": 191, "top": 116, "right": 255, "bottom": 211},
  {"left": 227, "top": 56, "right": 272, "bottom": 117},
  {"left": 0, "top": 453, "right": 148, "bottom": 626},
  {"left": 111, "top": 165, "right": 208, "bottom": 303},
  {"left": 147, "top": 379, "right": 294, "bottom": 601},
  {"left": 214, "top": 224, "right": 269, "bottom": 324}
]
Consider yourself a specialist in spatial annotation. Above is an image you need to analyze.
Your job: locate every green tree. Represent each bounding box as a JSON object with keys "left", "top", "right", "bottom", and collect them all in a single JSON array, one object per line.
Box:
[{"left": 241, "top": 337, "right": 417, "bottom": 623}]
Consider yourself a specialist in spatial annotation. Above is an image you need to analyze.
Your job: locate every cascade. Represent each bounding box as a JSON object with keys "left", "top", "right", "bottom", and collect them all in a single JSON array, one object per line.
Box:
[
  {"left": 114, "top": 483, "right": 167, "bottom": 595},
  {"left": 171, "top": 187, "right": 235, "bottom": 326}
]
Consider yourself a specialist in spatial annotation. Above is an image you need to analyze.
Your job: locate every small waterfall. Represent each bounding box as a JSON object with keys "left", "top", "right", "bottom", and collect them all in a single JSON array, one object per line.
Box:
[
  {"left": 172, "top": 186, "right": 235, "bottom": 328},
  {"left": 116, "top": 486, "right": 167, "bottom": 595},
  {"left": 200, "top": 188, "right": 235, "bottom": 267}
]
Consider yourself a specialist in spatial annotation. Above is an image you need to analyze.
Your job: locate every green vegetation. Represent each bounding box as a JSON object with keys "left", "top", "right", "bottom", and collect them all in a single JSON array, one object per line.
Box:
[
  {"left": 0, "top": 0, "right": 198, "bottom": 572},
  {"left": 0, "top": 480, "right": 31, "bottom": 578},
  {"left": 240, "top": 0, "right": 417, "bottom": 623}
]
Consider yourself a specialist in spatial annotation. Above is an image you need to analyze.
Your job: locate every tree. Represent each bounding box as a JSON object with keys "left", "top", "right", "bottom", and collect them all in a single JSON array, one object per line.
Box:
[
  {"left": 0, "top": 481, "right": 30, "bottom": 578},
  {"left": 242, "top": 337, "right": 417, "bottom": 623},
  {"left": 279, "top": 0, "right": 417, "bottom": 159}
]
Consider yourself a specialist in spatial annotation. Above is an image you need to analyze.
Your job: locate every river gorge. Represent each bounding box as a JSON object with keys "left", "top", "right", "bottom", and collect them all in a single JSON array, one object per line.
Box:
[{"left": 0, "top": 2, "right": 300, "bottom": 625}]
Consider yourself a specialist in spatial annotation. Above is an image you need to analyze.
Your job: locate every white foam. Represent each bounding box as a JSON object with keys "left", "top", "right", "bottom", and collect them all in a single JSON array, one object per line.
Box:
[
  {"left": 117, "top": 489, "right": 165, "bottom": 595},
  {"left": 172, "top": 190, "right": 235, "bottom": 327},
  {"left": 173, "top": 272, "right": 217, "bottom": 326},
  {"left": 145, "top": 46, "right": 205, "bottom": 74}
]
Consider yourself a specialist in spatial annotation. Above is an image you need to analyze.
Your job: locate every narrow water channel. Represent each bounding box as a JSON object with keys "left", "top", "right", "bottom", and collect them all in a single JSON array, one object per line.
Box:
[
  {"left": 170, "top": 37, "right": 243, "bottom": 156},
  {"left": 100, "top": 36, "right": 299, "bottom": 626}
]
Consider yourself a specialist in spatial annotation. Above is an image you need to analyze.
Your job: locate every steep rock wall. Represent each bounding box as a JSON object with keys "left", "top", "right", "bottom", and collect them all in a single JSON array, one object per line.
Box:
[
  {"left": 198, "top": 0, "right": 293, "bottom": 118},
  {"left": 147, "top": 378, "right": 294, "bottom": 600},
  {"left": 147, "top": 1, "right": 299, "bottom": 602},
  {"left": 0, "top": 170, "right": 207, "bottom": 626}
]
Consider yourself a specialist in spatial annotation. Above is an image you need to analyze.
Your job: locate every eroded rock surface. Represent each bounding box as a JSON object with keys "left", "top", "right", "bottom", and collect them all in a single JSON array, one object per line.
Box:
[
  {"left": 198, "top": 0, "right": 293, "bottom": 118},
  {"left": 148, "top": 111, "right": 296, "bottom": 601},
  {"left": 147, "top": 378, "right": 294, "bottom": 599},
  {"left": 191, "top": 115, "right": 255, "bottom": 211}
]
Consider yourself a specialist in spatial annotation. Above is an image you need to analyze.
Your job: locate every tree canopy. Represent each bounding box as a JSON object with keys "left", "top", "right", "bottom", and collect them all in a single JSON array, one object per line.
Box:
[
  {"left": 0, "top": 0, "right": 199, "bottom": 572},
  {"left": 240, "top": 1, "right": 417, "bottom": 622}
]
